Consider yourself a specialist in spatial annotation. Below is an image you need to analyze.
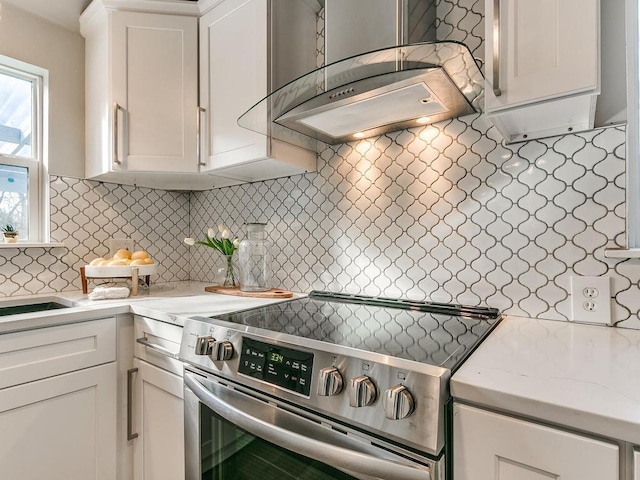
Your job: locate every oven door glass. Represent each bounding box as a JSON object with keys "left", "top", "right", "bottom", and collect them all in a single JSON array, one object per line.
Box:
[
  {"left": 184, "top": 371, "right": 433, "bottom": 480},
  {"left": 201, "top": 402, "right": 355, "bottom": 479}
]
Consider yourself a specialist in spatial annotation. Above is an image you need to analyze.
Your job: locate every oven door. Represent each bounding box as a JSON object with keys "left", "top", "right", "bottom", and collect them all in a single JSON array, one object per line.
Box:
[{"left": 184, "top": 369, "right": 435, "bottom": 480}]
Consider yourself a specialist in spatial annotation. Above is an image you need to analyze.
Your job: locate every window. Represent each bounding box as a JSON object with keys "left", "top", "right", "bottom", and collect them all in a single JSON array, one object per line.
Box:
[{"left": 0, "top": 56, "right": 46, "bottom": 242}]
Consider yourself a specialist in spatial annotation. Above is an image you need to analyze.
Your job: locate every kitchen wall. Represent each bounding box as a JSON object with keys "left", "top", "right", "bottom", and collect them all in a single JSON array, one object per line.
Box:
[
  {"left": 0, "top": 177, "right": 189, "bottom": 297},
  {"left": 190, "top": 119, "right": 640, "bottom": 329},
  {"left": 1, "top": 0, "right": 639, "bottom": 330},
  {"left": 190, "top": 0, "right": 640, "bottom": 329}
]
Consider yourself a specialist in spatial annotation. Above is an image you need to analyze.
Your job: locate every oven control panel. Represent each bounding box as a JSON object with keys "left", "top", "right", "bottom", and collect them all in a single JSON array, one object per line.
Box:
[{"left": 238, "top": 337, "right": 314, "bottom": 396}]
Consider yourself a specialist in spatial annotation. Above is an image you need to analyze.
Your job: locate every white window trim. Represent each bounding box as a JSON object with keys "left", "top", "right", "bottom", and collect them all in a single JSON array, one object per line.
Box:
[{"left": 0, "top": 54, "right": 48, "bottom": 243}]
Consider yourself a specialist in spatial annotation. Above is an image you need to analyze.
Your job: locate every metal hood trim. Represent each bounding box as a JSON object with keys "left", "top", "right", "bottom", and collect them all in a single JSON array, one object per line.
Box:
[{"left": 238, "top": 41, "right": 485, "bottom": 151}]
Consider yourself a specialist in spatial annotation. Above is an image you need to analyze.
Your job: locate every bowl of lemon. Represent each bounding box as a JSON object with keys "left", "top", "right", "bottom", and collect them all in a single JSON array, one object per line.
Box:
[{"left": 84, "top": 249, "right": 157, "bottom": 277}]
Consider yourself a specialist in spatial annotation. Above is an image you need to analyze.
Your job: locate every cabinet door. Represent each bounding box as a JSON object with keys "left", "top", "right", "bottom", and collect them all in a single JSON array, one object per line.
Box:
[
  {"left": 484, "top": 0, "right": 599, "bottom": 112},
  {"left": 635, "top": 449, "right": 640, "bottom": 480},
  {"left": 111, "top": 11, "right": 199, "bottom": 172},
  {"left": 0, "top": 363, "right": 117, "bottom": 480},
  {"left": 133, "top": 358, "right": 184, "bottom": 480},
  {"left": 200, "top": 0, "right": 268, "bottom": 171},
  {"left": 454, "top": 403, "right": 618, "bottom": 480}
]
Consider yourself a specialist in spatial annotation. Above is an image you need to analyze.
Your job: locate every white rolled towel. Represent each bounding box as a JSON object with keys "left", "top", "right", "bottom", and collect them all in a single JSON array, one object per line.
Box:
[{"left": 88, "top": 286, "right": 131, "bottom": 300}]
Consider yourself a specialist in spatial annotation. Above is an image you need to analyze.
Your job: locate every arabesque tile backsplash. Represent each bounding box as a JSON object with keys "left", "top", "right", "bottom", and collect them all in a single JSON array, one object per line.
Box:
[
  {"left": 190, "top": 117, "right": 640, "bottom": 329},
  {"left": 2, "top": 0, "right": 640, "bottom": 329},
  {"left": 0, "top": 179, "right": 190, "bottom": 297},
  {"left": 1, "top": 115, "right": 638, "bottom": 328}
]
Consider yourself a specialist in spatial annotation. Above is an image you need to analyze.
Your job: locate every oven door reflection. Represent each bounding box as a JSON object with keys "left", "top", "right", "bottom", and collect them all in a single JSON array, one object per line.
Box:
[{"left": 184, "top": 370, "right": 433, "bottom": 480}]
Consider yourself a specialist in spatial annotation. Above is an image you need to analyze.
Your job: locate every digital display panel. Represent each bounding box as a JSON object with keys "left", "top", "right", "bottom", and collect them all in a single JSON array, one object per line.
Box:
[{"left": 238, "top": 337, "right": 314, "bottom": 396}]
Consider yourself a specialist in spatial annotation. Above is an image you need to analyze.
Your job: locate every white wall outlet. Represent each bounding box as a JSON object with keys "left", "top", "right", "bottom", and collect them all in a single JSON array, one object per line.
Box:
[
  {"left": 570, "top": 276, "right": 612, "bottom": 325},
  {"left": 109, "top": 238, "right": 134, "bottom": 257}
]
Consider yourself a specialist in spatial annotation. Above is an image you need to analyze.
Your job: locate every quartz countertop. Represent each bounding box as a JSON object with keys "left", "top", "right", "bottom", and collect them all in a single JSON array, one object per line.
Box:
[
  {"left": 0, "top": 281, "right": 303, "bottom": 333},
  {"left": 451, "top": 316, "right": 640, "bottom": 444}
]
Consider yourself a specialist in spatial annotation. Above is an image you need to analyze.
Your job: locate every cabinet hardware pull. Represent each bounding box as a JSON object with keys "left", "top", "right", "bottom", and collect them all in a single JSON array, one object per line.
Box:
[
  {"left": 493, "top": 0, "right": 502, "bottom": 96},
  {"left": 197, "top": 106, "right": 206, "bottom": 168},
  {"left": 113, "top": 103, "right": 126, "bottom": 166},
  {"left": 136, "top": 336, "right": 180, "bottom": 359},
  {"left": 127, "top": 367, "right": 139, "bottom": 440}
]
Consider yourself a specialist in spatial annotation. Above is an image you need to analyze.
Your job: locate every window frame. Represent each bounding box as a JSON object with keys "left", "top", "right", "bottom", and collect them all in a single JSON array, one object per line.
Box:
[{"left": 0, "top": 55, "right": 47, "bottom": 243}]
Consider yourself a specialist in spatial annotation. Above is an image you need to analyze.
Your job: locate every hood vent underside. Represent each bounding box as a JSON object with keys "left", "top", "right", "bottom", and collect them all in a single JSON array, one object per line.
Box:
[{"left": 238, "top": 41, "right": 485, "bottom": 152}]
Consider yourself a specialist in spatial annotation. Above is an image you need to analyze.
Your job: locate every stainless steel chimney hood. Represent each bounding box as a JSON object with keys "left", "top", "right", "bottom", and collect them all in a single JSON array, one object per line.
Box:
[{"left": 238, "top": 41, "right": 484, "bottom": 151}]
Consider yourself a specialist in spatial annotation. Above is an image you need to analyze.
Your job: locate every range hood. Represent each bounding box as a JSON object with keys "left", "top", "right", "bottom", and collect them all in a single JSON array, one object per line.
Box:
[{"left": 238, "top": 41, "right": 485, "bottom": 151}]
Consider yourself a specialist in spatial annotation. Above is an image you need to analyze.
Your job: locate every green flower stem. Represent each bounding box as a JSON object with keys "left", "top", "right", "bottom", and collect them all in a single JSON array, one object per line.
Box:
[{"left": 196, "top": 235, "right": 236, "bottom": 255}]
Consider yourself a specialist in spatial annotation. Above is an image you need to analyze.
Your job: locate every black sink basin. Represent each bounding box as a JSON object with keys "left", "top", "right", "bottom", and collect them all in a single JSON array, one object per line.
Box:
[{"left": 0, "top": 302, "right": 70, "bottom": 317}]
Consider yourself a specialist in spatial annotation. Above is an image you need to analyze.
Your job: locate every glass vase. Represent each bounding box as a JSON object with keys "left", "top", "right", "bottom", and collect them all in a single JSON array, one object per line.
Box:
[
  {"left": 217, "top": 254, "right": 239, "bottom": 288},
  {"left": 238, "top": 223, "right": 272, "bottom": 292}
]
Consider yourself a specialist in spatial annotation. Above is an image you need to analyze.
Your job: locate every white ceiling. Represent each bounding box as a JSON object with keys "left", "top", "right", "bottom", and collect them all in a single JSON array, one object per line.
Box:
[{"left": 2, "top": 0, "right": 92, "bottom": 32}]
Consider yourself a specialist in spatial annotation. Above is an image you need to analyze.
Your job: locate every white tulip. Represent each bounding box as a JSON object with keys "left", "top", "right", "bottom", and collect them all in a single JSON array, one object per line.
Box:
[
  {"left": 221, "top": 229, "right": 231, "bottom": 239},
  {"left": 218, "top": 224, "right": 227, "bottom": 233},
  {"left": 207, "top": 228, "right": 215, "bottom": 238},
  {"left": 184, "top": 237, "right": 195, "bottom": 246},
  {"left": 232, "top": 237, "right": 240, "bottom": 247}
]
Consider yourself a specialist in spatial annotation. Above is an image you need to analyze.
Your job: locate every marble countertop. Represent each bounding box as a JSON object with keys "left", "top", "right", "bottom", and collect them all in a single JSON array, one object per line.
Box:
[
  {"left": 0, "top": 281, "right": 302, "bottom": 333},
  {"left": 451, "top": 315, "right": 640, "bottom": 445}
]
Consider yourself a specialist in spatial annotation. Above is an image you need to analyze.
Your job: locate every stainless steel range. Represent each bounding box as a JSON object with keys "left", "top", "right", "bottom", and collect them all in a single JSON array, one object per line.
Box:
[{"left": 180, "top": 291, "right": 501, "bottom": 480}]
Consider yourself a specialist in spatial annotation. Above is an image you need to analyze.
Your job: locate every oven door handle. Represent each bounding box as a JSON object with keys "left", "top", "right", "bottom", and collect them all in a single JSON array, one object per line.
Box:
[{"left": 184, "top": 372, "right": 431, "bottom": 480}]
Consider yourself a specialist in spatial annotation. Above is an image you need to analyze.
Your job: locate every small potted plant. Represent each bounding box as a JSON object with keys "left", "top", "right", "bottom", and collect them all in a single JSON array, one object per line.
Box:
[{"left": 2, "top": 224, "right": 18, "bottom": 243}]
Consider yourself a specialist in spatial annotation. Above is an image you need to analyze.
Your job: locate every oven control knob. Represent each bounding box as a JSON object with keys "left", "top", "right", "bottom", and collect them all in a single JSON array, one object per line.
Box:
[
  {"left": 194, "top": 336, "right": 213, "bottom": 356},
  {"left": 348, "top": 375, "right": 377, "bottom": 407},
  {"left": 317, "top": 367, "right": 343, "bottom": 396},
  {"left": 210, "top": 340, "right": 234, "bottom": 361},
  {"left": 383, "top": 385, "right": 415, "bottom": 420}
]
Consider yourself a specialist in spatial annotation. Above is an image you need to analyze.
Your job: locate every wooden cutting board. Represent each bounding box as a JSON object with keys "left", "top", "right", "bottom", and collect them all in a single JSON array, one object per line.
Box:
[{"left": 204, "top": 286, "right": 294, "bottom": 298}]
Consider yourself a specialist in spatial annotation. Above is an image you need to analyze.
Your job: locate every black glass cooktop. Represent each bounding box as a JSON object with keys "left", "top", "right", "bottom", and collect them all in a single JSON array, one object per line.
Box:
[{"left": 213, "top": 291, "right": 501, "bottom": 371}]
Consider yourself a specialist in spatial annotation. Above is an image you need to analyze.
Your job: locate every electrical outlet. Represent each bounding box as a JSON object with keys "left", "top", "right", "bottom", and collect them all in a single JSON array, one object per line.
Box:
[
  {"left": 109, "top": 238, "right": 134, "bottom": 257},
  {"left": 570, "top": 276, "right": 612, "bottom": 325}
]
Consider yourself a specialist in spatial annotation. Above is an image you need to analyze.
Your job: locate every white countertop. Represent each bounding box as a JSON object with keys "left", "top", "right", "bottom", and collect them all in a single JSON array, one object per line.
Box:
[
  {"left": 451, "top": 316, "right": 640, "bottom": 444},
  {"left": 0, "top": 281, "right": 303, "bottom": 332}
]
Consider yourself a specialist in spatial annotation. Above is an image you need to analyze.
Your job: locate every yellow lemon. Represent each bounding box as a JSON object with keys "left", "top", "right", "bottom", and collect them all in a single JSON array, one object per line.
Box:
[
  {"left": 143, "top": 257, "right": 154, "bottom": 265},
  {"left": 114, "top": 249, "right": 132, "bottom": 260},
  {"left": 108, "top": 259, "right": 128, "bottom": 266},
  {"left": 131, "top": 250, "right": 149, "bottom": 260},
  {"left": 89, "top": 257, "right": 108, "bottom": 266},
  {"left": 130, "top": 259, "right": 146, "bottom": 266}
]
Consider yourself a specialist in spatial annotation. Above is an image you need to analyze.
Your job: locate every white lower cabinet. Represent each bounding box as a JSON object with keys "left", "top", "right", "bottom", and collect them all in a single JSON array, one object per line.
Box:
[
  {"left": 453, "top": 403, "right": 618, "bottom": 480},
  {"left": 0, "top": 362, "right": 117, "bottom": 480},
  {"left": 635, "top": 449, "right": 640, "bottom": 480},
  {"left": 132, "top": 358, "right": 184, "bottom": 480}
]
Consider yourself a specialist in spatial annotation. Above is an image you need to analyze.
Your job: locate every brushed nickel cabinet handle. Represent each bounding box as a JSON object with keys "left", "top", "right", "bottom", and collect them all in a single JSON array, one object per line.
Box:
[
  {"left": 113, "top": 103, "right": 126, "bottom": 166},
  {"left": 127, "top": 367, "right": 138, "bottom": 440},
  {"left": 492, "top": 0, "right": 502, "bottom": 96},
  {"left": 136, "top": 336, "right": 179, "bottom": 359},
  {"left": 197, "top": 106, "right": 206, "bottom": 168}
]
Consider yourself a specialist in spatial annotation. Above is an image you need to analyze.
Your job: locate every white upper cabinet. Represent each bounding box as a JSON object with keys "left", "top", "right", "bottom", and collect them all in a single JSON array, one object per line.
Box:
[
  {"left": 110, "top": 11, "right": 198, "bottom": 173},
  {"left": 484, "top": 0, "right": 600, "bottom": 143},
  {"left": 81, "top": 0, "right": 238, "bottom": 190},
  {"left": 199, "top": 0, "right": 317, "bottom": 182}
]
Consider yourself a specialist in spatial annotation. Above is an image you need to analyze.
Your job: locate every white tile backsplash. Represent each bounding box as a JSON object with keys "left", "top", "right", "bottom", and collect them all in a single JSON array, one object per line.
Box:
[{"left": 189, "top": 117, "right": 640, "bottom": 329}]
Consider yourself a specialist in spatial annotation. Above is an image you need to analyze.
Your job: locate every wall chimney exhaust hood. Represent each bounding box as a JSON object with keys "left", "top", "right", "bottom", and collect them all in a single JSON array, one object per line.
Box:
[{"left": 238, "top": 41, "right": 484, "bottom": 152}]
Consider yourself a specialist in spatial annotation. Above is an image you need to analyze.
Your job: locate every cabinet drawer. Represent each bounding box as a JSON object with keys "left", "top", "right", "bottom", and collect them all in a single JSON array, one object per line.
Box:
[
  {"left": 0, "top": 317, "right": 116, "bottom": 390},
  {"left": 134, "top": 316, "right": 183, "bottom": 375},
  {"left": 454, "top": 403, "right": 618, "bottom": 480}
]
